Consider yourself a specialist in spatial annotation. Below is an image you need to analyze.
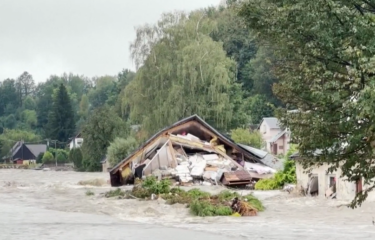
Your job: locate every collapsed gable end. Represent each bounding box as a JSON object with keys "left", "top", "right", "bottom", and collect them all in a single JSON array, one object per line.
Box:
[{"left": 109, "top": 115, "right": 264, "bottom": 186}]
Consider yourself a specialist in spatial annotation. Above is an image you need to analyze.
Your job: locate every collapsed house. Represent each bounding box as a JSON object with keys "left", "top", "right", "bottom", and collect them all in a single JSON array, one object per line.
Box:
[{"left": 109, "top": 115, "right": 276, "bottom": 187}]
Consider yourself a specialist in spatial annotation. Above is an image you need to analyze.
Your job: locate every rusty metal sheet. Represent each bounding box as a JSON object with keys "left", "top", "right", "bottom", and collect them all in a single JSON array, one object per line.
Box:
[{"left": 222, "top": 170, "right": 251, "bottom": 185}]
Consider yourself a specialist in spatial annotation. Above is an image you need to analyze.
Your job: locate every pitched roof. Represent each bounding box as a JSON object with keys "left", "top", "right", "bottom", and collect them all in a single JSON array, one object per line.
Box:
[
  {"left": 262, "top": 117, "right": 280, "bottom": 129},
  {"left": 25, "top": 144, "right": 47, "bottom": 158},
  {"left": 110, "top": 114, "right": 263, "bottom": 174},
  {"left": 268, "top": 129, "right": 290, "bottom": 143}
]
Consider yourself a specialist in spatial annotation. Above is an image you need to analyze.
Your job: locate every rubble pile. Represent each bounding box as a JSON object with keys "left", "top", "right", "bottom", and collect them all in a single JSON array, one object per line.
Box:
[{"left": 130, "top": 132, "right": 277, "bottom": 187}]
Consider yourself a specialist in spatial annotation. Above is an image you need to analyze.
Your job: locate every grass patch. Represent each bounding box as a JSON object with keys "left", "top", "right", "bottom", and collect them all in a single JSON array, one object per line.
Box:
[
  {"left": 104, "top": 188, "right": 128, "bottom": 198},
  {"left": 189, "top": 200, "right": 233, "bottom": 217},
  {"left": 85, "top": 189, "right": 95, "bottom": 196}
]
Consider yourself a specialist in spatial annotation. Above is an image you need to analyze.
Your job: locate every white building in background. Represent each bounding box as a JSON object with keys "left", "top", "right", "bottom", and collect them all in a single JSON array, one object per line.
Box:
[
  {"left": 258, "top": 117, "right": 291, "bottom": 156},
  {"left": 68, "top": 133, "right": 83, "bottom": 150}
]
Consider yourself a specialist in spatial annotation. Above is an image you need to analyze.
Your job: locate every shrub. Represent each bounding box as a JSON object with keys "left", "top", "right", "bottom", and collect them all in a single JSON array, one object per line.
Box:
[
  {"left": 230, "top": 128, "right": 263, "bottom": 149},
  {"left": 104, "top": 188, "right": 128, "bottom": 198},
  {"left": 142, "top": 176, "right": 171, "bottom": 194},
  {"left": 107, "top": 137, "right": 138, "bottom": 167},
  {"left": 36, "top": 152, "right": 44, "bottom": 164},
  {"left": 85, "top": 190, "right": 95, "bottom": 196},
  {"left": 42, "top": 151, "right": 54, "bottom": 164},
  {"left": 255, "top": 145, "right": 297, "bottom": 190},
  {"left": 189, "top": 201, "right": 233, "bottom": 217},
  {"left": 69, "top": 148, "right": 83, "bottom": 170}
]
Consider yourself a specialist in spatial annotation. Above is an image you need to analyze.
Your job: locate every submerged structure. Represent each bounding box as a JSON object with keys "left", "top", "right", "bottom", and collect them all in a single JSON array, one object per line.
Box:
[{"left": 109, "top": 115, "right": 276, "bottom": 187}]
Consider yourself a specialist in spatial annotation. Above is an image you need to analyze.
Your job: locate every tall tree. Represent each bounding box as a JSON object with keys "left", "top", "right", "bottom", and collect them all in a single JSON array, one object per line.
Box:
[
  {"left": 15, "top": 71, "right": 35, "bottom": 105},
  {"left": 0, "top": 79, "right": 19, "bottom": 116},
  {"left": 239, "top": 0, "right": 375, "bottom": 207},
  {"left": 35, "top": 76, "right": 64, "bottom": 133},
  {"left": 81, "top": 106, "right": 129, "bottom": 171},
  {"left": 88, "top": 76, "right": 117, "bottom": 108},
  {"left": 123, "top": 11, "right": 239, "bottom": 136},
  {"left": 47, "top": 84, "right": 75, "bottom": 142}
]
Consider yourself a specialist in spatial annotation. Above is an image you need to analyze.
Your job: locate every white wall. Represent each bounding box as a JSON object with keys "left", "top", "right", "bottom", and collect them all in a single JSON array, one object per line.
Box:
[
  {"left": 69, "top": 138, "right": 83, "bottom": 150},
  {"left": 295, "top": 161, "right": 375, "bottom": 201}
]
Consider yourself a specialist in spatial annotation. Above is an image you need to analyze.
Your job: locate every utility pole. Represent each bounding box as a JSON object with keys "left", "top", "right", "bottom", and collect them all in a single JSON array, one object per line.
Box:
[{"left": 51, "top": 140, "right": 58, "bottom": 167}]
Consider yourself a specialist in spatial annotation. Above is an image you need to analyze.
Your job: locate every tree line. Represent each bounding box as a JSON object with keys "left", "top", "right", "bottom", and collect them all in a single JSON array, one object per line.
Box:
[{"left": 0, "top": 2, "right": 278, "bottom": 171}]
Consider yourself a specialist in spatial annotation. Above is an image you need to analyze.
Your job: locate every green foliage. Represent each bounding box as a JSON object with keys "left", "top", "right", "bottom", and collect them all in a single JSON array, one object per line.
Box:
[
  {"left": 69, "top": 148, "right": 83, "bottom": 170},
  {"left": 248, "top": 94, "right": 275, "bottom": 124},
  {"left": 48, "top": 148, "right": 69, "bottom": 163},
  {"left": 124, "top": 11, "right": 238, "bottom": 136},
  {"left": 47, "top": 83, "right": 75, "bottom": 142},
  {"left": 242, "top": 194, "right": 265, "bottom": 212},
  {"left": 104, "top": 188, "right": 127, "bottom": 198},
  {"left": 189, "top": 200, "right": 233, "bottom": 217},
  {"left": 88, "top": 76, "right": 118, "bottom": 108},
  {"left": 0, "top": 129, "right": 41, "bottom": 158},
  {"left": 36, "top": 152, "right": 44, "bottom": 164},
  {"left": 239, "top": 0, "right": 375, "bottom": 207},
  {"left": 230, "top": 128, "right": 263, "bottom": 148},
  {"left": 81, "top": 105, "right": 129, "bottom": 172},
  {"left": 255, "top": 157, "right": 297, "bottom": 190},
  {"left": 85, "top": 190, "right": 94, "bottom": 196},
  {"left": 42, "top": 151, "right": 54, "bottom": 164},
  {"left": 107, "top": 137, "right": 138, "bottom": 167},
  {"left": 141, "top": 176, "right": 171, "bottom": 195},
  {"left": 55, "top": 149, "right": 69, "bottom": 163}
]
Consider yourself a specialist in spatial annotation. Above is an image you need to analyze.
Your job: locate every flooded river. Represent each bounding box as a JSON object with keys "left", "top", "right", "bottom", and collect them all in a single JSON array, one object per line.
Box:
[{"left": 1, "top": 170, "right": 375, "bottom": 239}]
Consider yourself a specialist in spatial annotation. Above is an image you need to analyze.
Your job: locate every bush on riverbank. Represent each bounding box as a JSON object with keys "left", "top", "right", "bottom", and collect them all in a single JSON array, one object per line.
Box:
[
  {"left": 255, "top": 146, "right": 297, "bottom": 190},
  {"left": 103, "top": 176, "right": 265, "bottom": 217}
]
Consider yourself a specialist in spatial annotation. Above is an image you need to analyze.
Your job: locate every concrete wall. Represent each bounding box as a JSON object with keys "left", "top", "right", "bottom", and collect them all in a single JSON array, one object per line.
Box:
[{"left": 295, "top": 161, "right": 375, "bottom": 201}]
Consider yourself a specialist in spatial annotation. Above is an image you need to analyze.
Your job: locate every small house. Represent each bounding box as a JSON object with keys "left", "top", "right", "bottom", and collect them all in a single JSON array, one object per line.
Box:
[
  {"left": 258, "top": 117, "right": 291, "bottom": 155},
  {"left": 6, "top": 141, "right": 47, "bottom": 163}
]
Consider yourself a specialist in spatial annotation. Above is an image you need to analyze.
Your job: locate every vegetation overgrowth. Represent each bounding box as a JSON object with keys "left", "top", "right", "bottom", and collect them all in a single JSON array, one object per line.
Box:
[
  {"left": 103, "top": 176, "right": 264, "bottom": 217},
  {"left": 255, "top": 146, "right": 297, "bottom": 190}
]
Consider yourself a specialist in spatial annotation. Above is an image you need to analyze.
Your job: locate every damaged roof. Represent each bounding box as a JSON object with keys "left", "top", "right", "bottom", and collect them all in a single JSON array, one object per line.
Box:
[
  {"left": 110, "top": 114, "right": 264, "bottom": 174},
  {"left": 238, "top": 144, "right": 284, "bottom": 171}
]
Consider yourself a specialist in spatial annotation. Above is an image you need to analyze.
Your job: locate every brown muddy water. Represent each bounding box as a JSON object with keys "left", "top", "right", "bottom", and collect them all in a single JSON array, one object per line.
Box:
[{"left": 1, "top": 169, "right": 375, "bottom": 239}]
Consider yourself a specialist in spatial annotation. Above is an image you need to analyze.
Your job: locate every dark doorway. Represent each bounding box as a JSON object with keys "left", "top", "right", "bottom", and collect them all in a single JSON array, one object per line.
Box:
[
  {"left": 356, "top": 178, "right": 363, "bottom": 194},
  {"left": 273, "top": 144, "right": 278, "bottom": 154}
]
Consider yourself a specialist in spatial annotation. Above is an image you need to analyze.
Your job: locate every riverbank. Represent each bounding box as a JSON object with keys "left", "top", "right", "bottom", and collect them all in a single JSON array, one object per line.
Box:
[{"left": 1, "top": 170, "right": 375, "bottom": 239}]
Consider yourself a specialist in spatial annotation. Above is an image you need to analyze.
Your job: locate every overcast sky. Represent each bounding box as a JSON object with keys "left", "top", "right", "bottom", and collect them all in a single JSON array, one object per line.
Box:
[{"left": 0, "top": 0, "right": 220, "bottom": 83}]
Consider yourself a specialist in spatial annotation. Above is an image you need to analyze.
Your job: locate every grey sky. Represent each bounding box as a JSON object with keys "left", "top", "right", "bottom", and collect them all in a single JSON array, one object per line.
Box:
[{"left": 0, "top": 0, "right": 220, "bottom": 83}]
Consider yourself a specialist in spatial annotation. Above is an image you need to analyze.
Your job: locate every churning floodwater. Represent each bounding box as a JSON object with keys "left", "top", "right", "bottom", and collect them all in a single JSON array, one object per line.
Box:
[{"left": 1, "top": 169, "right": 375, "bottom": 239}]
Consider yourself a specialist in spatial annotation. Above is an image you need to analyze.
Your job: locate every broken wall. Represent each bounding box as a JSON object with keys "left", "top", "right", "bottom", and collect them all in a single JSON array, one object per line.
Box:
[
  {"left": 295, "top": 161, "right": 375, "bottom": 200},
  {"left": 143, "top": 141, "right": 177, "bottom": 176}
]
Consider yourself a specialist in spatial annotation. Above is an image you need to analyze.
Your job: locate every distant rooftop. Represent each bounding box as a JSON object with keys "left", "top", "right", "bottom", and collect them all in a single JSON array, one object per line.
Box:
[{"left": 262, "top": 117, "right": 280, "bottom": 129}]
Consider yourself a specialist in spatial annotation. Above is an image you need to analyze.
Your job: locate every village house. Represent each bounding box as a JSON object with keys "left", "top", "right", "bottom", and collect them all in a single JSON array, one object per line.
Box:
[
  {"left": 258, "top": 117, "right": 291, "bottom": 156},
  {"left": 2, "top": 141, "right": 47, "bottom": 165},
  {"left": 290, "top": 152, "right": 375, "bottom": 201}
]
